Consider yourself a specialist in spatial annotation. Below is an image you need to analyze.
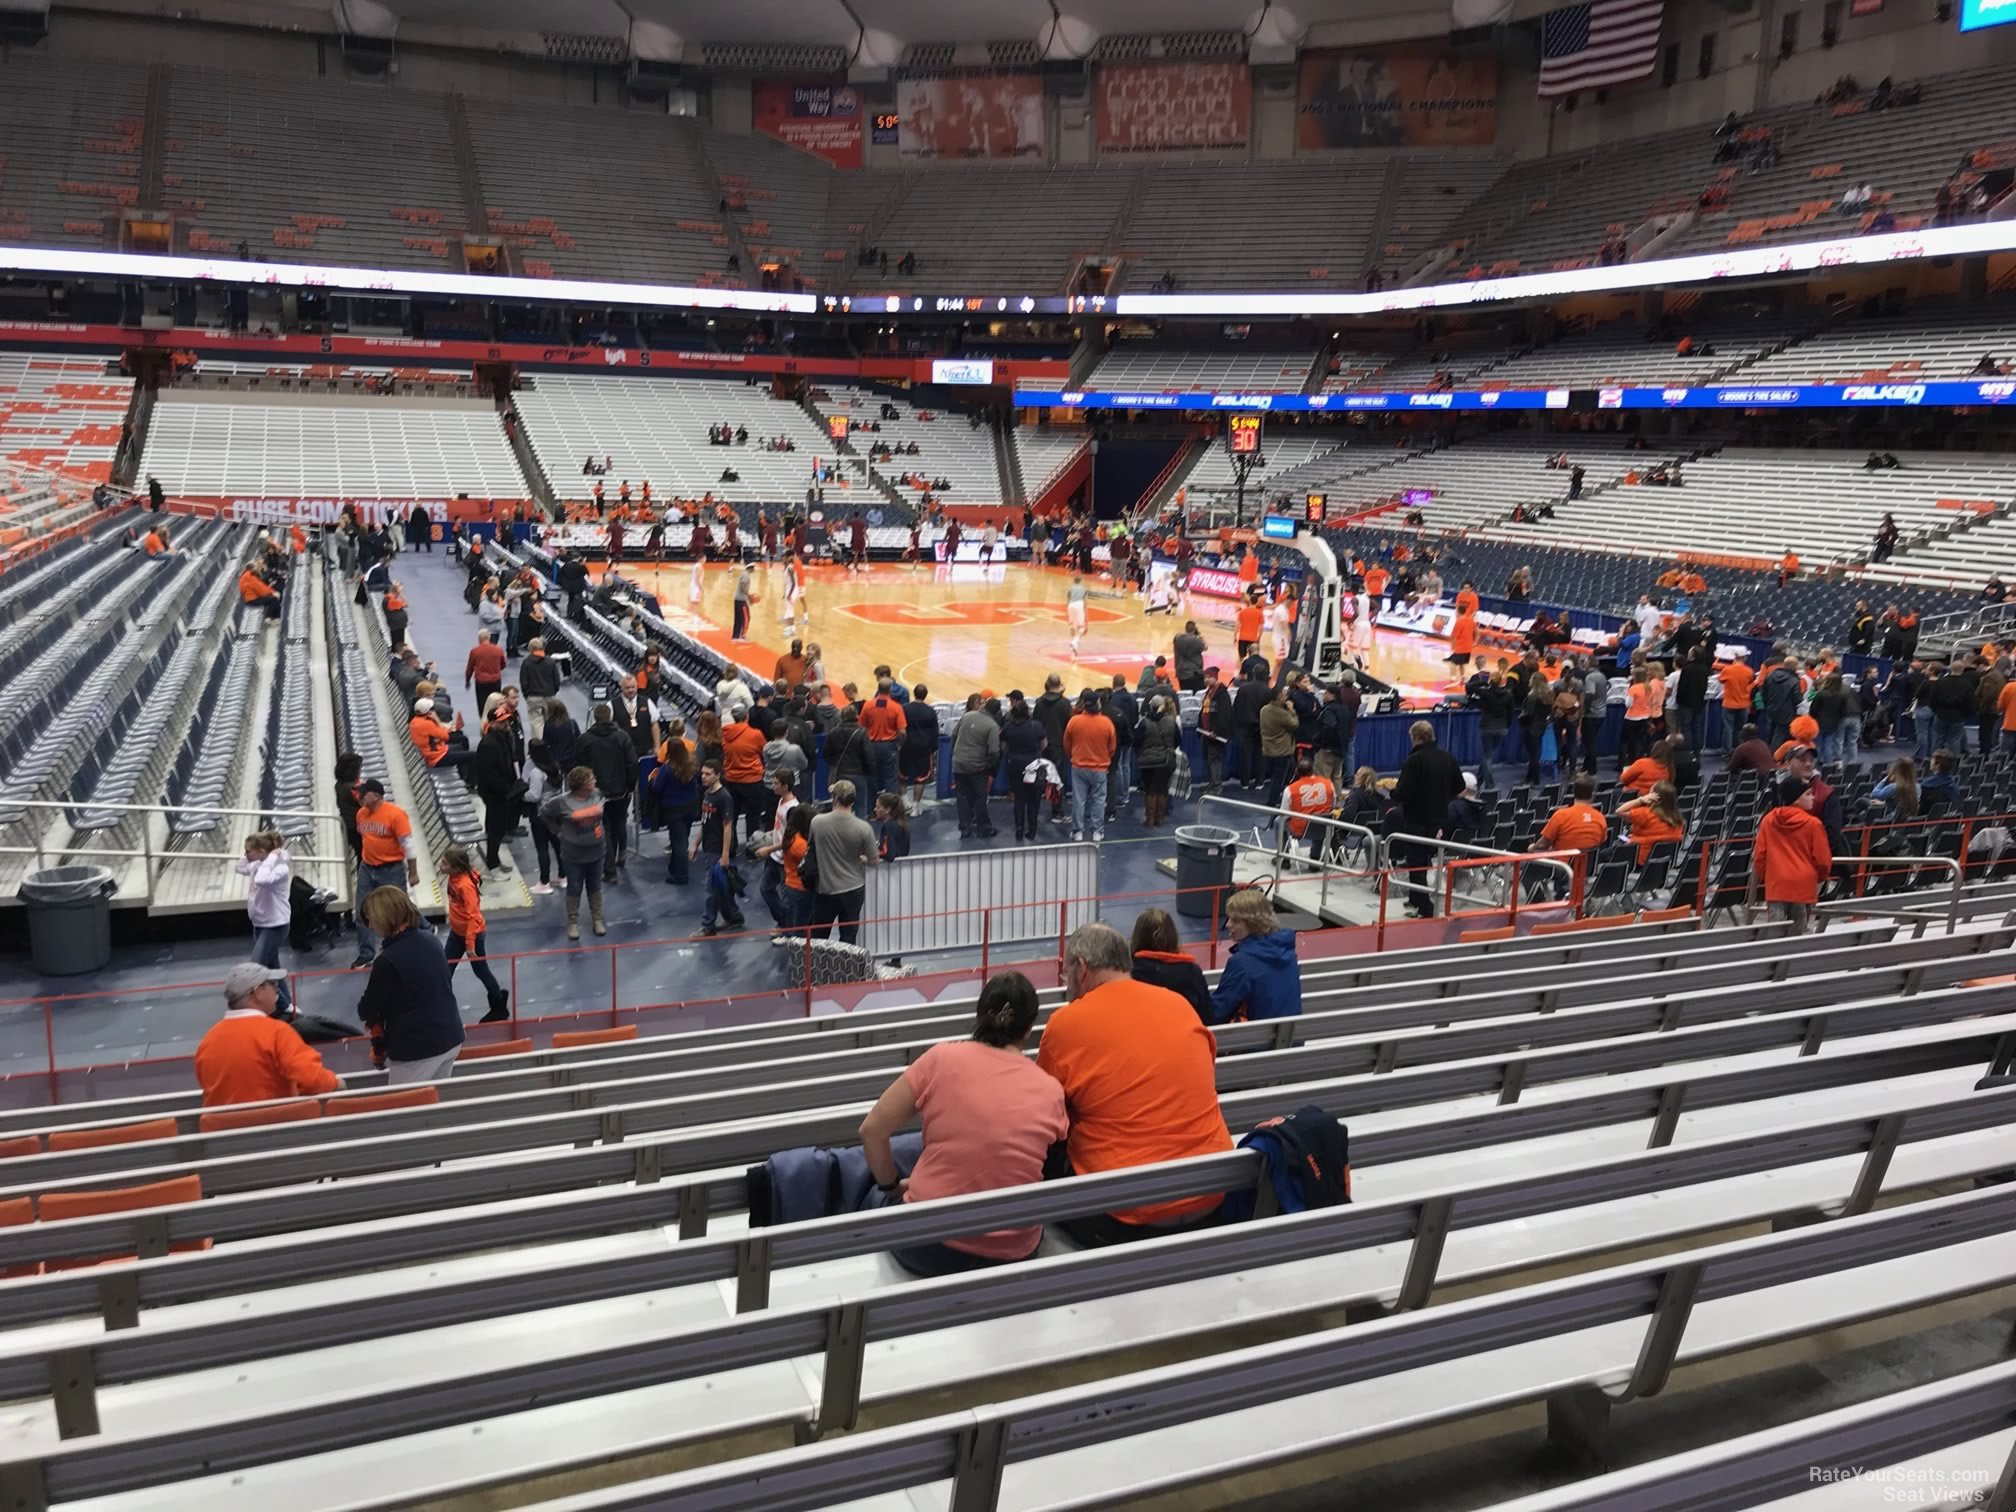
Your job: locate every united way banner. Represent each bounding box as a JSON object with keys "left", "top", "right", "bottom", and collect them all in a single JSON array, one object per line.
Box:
[
  {"left": 1096, "top": 61, "right": 1250, "bottom": 152},
  {"left": 897, "top": 75, "right": 1045, "bottom": 160},
  {"left": 1296, "top": 45, "right": 1498, "bottom": 149},
  {"left": 752, "top": 81, "right": 864, "bottom": 170}
]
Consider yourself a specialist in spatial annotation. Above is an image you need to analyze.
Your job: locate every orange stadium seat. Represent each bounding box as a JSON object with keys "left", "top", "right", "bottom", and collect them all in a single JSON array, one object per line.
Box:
[
  {"left": 46, "top": 1117, "right": 178, "bottom": 1153},
  {"left": 324, "top": 1087, "right": 440, "bottom": 1117},
  {"left": 38, "top": 1176, "right": 210, "bottom": 1270},
  {"left": 460, "top": 1038, "right": 534, "bottom": 1060},
  {"left": 198, "top": 1101, "right": 324, "bottom": 1134},
  {"left": 551, "top": 1026, "right": 638, "bottom": 1049}
]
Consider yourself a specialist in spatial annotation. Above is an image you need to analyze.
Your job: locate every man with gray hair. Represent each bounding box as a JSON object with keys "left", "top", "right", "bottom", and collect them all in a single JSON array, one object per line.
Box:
[
  {"left": 810, "top": 779, "right": 879, "bottom": 944},
  {"left": 1034, "top": 922, "right": 1233, "bottom": 1247}
]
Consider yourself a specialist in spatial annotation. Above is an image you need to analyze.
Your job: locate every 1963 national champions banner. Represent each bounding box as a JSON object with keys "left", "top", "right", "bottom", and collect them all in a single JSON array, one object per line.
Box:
[{"left": 1095, "top": 61, "right": 1251, "bottom": 153}]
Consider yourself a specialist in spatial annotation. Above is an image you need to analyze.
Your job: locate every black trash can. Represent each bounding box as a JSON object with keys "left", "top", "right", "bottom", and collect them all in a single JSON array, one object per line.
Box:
[
  {"left": 20, "top": 866, "right": 117, "bottom": 976},
  {"left": 1173, "top": 824, "right": 1238, "bottom": 919}
]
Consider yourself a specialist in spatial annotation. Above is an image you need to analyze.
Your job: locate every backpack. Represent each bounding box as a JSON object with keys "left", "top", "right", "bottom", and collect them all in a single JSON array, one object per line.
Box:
[{"left": 1221, "top": 1105, "right": 1351, "bottom": 1221}]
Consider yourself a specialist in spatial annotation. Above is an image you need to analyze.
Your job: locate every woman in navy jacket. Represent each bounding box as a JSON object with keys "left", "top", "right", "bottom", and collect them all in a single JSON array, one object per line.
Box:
[
  {"left": 356, "top": 886, "right": 465, "bottom": 1083},
  {"left": 1209, "top": 889, "right": 1302, "bottom": 1024}
]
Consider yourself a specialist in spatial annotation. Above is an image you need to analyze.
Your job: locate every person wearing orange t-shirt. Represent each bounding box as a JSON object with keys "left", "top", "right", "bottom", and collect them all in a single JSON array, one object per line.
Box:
[
  {"left": 1718, "top": 655, "right": 1755, "bottom": 749},
  {"left": 1363, "top": 563, "right": 1391, "bottom": 611},
  {"left": 1237, "top": 547, "right": 1259, "bottom": 585},
  {"left": 1064, "top": 694, "right": 1118, "bottom": 841},
  {"left": 351, "top": 780, "right": 418, "bottom": 966},
  {"left": 1036, "top": 922, "right": 1232, "bottom": 1246},
  {"left": 407, "top": 699, "right": 475, "bottom": 784},
  {"left": 1454, "top": 581, "right": 1480, "bottom": 619},
  {"left": 1235, "top": 597, "right": 1264, "bottom": 658},
  {"left": 1617, "top": 780, "right": 1685, "bottom": 863},
  {"left": 1776, "top": 549, "right": 1801, "bottom": 587},
  {"left": 1448, "top": 606, "right": 1477, "bottom": 667},
  {"left": 1620, "top": 736, "right": 1676, "bottom": 795},
  {"left": 1536, "top": 776, "right": 1610, "bottom": 855},
  {"left": 1282, "top": 756, "right": 1337, "bottom": 860}
]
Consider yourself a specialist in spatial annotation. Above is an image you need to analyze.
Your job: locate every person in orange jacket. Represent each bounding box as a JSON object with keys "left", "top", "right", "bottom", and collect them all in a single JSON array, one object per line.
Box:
[
  {"left": 1754, "top": 777, "right": 1835, "bottom": 932},
  {"left": 440, "top": 845, "right": 510, "bottom": 1023}
]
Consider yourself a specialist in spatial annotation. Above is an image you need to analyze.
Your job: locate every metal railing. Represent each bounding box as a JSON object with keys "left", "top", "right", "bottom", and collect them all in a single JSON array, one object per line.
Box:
[
  {"left": 1381, "top": 831, "right": 1580, "bottom": 916},
  {"left": 1193, "top": 792, "right": 1378, "bottom": 916},
  {"left": 0, "top": 798, "right": 348, "bottom": 896},
  {"left": 1812, "top": 853, "right": 1967, "bottom": 934}
]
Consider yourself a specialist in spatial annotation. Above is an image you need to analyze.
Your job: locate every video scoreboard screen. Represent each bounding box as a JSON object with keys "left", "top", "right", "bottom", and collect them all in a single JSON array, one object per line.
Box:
[{"left": 1227, "top": 413, "right": 1263, "bottom": 456}]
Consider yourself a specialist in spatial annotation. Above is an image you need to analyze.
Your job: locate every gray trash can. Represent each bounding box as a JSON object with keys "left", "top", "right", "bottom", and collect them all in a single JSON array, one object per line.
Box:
[
  {"left": 1173, "top": 824, "right": 1239, "bottom": 919},
  {"left": 20, "top": 866, "right": 117, "bottom": 976}
]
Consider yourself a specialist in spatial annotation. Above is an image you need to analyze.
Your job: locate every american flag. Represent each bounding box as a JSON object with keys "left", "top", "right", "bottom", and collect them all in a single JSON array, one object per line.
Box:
[{"left": 1538, "top": 0, "right": 1666, "bottom": 97}]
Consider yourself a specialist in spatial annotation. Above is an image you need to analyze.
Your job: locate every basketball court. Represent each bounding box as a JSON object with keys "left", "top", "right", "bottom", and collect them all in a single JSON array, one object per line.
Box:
[{"left": 616, "top": 556, "right": 1465, "bottom": 703}]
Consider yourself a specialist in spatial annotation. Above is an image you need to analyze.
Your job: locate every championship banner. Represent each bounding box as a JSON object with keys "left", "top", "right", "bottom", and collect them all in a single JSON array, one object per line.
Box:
[
  {"left": 1096, "top": 61, "right": 1250, "bottom": 153},
  {"left": 1296, "top": 46, "right": 1498, "bottom": 149},
  {"left": 897, "top": 75, "right": 1044, "bottom": 160},
  {"left": 752, "top": 81, "right": 864, "bottom": 170}
]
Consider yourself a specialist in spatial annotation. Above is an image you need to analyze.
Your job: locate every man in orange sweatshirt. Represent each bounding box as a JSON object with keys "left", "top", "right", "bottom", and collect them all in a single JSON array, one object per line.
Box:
[
  {"left": 1754, "top": 777, "right": 1835, "bottom": 933},
  {"left": 193, "top": 964, "right": 342, "bottom": 1107}
]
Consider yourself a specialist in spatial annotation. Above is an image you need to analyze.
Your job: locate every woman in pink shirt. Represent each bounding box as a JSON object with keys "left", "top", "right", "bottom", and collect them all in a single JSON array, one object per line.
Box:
[{"left": 859, "top": 972, "right": 1067, "bottom": 1276}]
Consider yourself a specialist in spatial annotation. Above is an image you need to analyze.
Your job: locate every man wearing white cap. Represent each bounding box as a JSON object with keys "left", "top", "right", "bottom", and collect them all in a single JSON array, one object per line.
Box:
[{"left": 192, "top": 964, "right": 342, "bottom": 1108}]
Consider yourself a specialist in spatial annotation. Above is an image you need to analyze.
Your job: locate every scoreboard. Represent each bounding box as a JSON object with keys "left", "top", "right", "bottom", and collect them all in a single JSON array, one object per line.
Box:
[{"left": 1227, "top": 413, "right": 1263, "bottom": 456}]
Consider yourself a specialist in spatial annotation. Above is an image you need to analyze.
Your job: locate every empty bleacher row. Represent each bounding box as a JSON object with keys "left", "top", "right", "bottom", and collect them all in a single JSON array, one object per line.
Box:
[
  {"left": 1079, "top": 342, "right": 1319, "bottom": 393},
  {"left": 1488, "top": 446, "right": 2016, "bottom": 571},
  {"left": 2, "top": 49, "right": 2010, "bottom": 297},
  {"left": 1739, "top": 296, "right": 2016, "bottom": 385},
  {"left": 0, "top": 908, "right": 2005, "bottom": 1509},
  {"left": 516, "top": 373, "right": 906, "bottom": 512},
  {"left": 817, "top": 384, "right": 1004, "bottom": 508},
  {"left": 163, "top": 67, "right": 467, "bottom": 269},
  {"left": 137, "top": 390, "right": 526, "bottom": 501}
]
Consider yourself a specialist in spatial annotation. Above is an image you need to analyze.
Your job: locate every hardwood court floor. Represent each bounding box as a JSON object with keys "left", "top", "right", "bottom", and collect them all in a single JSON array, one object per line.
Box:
[{"left": 619, "top": 559, "right": 1466, "bottom": 704}]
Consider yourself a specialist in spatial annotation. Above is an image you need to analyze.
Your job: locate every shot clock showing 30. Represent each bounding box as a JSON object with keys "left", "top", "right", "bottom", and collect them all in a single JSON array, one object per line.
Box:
[{"left": 1227, "top": 413, "right": 1264, "bottom": 455}]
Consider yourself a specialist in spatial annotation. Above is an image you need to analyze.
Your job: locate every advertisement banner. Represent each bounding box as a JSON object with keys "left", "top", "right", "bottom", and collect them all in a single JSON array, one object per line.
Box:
[
  {"left": 1294, "top": 46, "right": 1497, "bottom": 149},
  {"left": 897, "top": 75, "right": 1044, "bottom": 160},
  {"left": 752, "top": 81, "right": 864, "bottom": 170},
  {"left": 1018, "top": 388, "right": 1571, "bottom": 412},
  {"left": 1095, "top": 61, "right": 1250, "bottom": 153}
]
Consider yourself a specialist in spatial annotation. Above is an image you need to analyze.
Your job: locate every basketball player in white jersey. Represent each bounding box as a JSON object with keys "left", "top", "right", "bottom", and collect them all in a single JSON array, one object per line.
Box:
[{"left": 1067, "top": 573, "right": 1088, "bottom": 658}]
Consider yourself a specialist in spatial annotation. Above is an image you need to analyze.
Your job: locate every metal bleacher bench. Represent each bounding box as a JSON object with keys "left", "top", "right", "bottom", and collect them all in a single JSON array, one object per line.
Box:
[
  {"left": 0, "top": 1085, "right": 2008, "bottom": 1510},
  {"left": 0, "top": 916, "right": 1850, "bottom": 1140},
  {"left": 0, "top": 915, "right": 2004, "bottom": 1509},
  {"left": 0, "top": 920, "right": 2001, "bottom": 1198},
  {"left": 1486, "top": 1357, "right": 2016, "bottom": 1511}
]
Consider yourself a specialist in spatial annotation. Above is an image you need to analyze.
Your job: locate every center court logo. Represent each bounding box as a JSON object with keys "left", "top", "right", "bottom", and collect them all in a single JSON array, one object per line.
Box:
[{"left": 1843, "top": 383, "right": 1926, "bottom": 404}]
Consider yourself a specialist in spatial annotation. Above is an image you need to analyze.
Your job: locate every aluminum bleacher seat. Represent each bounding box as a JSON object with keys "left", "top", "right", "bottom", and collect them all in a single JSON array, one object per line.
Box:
[
  {"left": 0, "top": 910, "right": 2008, "bottom": 1510},
  {"left": 1491, "top": 447, "right": 2016, "bottom": 569},
  {"left": 138, "top": 394, "right": 524, "bottom": 500},
  {"left": 853, "top": 167, "right": 1130, "bottom": 293},
  {"left": 1081, "top": 344, "right": 1317, "bottom": 394},
  {"left": 164, "top": 68, "right": 463, "bottom": 269},
  {"left": 703, "top": 126, "right": 846, "bottom": 290},
  {"left": 0, "top": 52, "right": 148, "bottom": 255},
  {"left": 460, "top": 102, "right": 730, "bottom": 284},
  {"left": 1670, "top": 61, "right": 2016, "bottom": 255},
  {"left": 515, "top": 374, "right": 839, "bottom": 510},
  {"left": 821, "top": 385, "right": 1004, "bottom": 509},
  {"left": 1116, "top": 159, "right": 1386, "bottom": 292},
  {"left": 1009, "top": 427, "right": 1087, "bottom": 505},
  {"left": 260, "top": 566, "right": 319, "bottom": 842},
  {"left": 1740, "top": 295, "right": 2016, "bottom": 385}
]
